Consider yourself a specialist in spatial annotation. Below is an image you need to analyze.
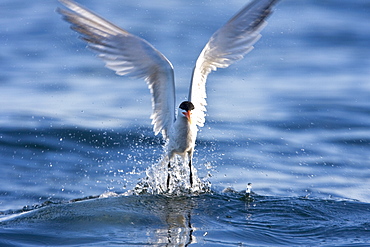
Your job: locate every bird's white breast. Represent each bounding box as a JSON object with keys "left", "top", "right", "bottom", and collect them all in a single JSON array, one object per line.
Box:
[{"left": 168, "top": 117, "right": 197, "bottom": 158}]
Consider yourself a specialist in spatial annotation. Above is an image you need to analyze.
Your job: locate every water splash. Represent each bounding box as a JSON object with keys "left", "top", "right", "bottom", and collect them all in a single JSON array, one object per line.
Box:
[{"left": 133, "top": 156, "right": 211, "bottom": 196}]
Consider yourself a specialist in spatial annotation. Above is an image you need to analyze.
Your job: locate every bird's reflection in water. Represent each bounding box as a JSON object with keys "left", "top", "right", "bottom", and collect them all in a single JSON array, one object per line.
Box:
[{"left": 149, "top": 196, "right": 196, "bottom": 246}]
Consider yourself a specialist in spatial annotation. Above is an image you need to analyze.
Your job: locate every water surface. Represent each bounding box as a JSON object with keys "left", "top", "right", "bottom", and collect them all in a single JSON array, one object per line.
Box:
[{"left": 1, "top": 0, "right": 370, "bottom": 245}]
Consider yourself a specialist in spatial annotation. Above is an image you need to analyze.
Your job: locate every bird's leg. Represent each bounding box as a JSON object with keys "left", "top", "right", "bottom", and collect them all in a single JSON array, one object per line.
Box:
[
  {"left": 189, "top": 159, "right": 193, "bottom": 188},
  {"left": 188, "top": 151, "right": 193, "bottom": 188},
  {"left": 167, "top": 161, "right": 171, "bottom": 190}
]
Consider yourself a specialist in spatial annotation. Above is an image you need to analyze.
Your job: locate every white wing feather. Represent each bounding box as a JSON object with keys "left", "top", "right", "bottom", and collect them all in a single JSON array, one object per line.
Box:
[
  {"left": 189, "top": 0, "right": 279, "bottom": 128},
  {"left": 58, "top": 0, "right": 175, "bottom": 140}
]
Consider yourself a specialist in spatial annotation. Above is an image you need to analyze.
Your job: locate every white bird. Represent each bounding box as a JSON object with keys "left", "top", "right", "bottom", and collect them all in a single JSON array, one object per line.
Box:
[{"left": 57, "top": 0, "right": 279, "bottom": 190}]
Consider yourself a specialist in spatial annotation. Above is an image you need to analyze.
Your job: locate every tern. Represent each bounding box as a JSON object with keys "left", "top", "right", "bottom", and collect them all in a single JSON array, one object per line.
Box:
[{"left": 57, "top": 0, "right": 278, "bottom": 190}]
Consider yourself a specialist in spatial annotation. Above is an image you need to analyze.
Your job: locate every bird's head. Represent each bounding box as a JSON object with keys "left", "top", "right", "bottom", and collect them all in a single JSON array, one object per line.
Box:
[{"left": 179, "top": 101, "right": 194, "bottom": 124}]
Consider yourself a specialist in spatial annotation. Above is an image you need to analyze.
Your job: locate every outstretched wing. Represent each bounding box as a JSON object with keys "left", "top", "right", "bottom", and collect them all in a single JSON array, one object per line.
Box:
[
  {"left": 57, "top": 0, "right": 175, "bottom": 140},
  {"left": 189, "top": 0, "right": 279, "bottom": 127}
]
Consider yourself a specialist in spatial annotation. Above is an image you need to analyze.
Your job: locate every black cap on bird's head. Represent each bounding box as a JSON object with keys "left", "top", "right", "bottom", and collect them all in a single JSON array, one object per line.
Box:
[
  {"left": 179, "top": 101, "right": 194, "bottom": 111},
  {"left": 179, "top": 101, "right": 194, "bottom": 123}
]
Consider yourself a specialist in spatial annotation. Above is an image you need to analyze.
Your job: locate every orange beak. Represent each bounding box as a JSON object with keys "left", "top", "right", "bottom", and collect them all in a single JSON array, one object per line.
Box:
[{"left": 182, "top": 110, "right": 192, "bottom": 124}]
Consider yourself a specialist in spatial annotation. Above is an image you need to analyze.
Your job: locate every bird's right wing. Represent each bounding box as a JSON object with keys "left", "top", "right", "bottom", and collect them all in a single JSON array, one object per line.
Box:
[
  {"left": 57, "top": 0, "right": 175, "bottom": 140},
  {"left": 189, "top": 0, "right": 279, "bottom": 128}
]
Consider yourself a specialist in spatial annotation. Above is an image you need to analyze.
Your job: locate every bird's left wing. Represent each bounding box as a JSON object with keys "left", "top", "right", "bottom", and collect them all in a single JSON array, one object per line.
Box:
[
  {"left": 189, "top": 0, "right": 279, "bottom": 128},
  {"left": 57, "top": 0, "right": 175, "bottom": 139}
]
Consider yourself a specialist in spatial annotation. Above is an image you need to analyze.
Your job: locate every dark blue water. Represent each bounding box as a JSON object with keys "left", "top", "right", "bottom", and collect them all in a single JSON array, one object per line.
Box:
[
  {"left": 1, "top": 0, "right": 370, "bottom": 245},
  {"left": 1, "top": 193, "right": 370, "bottom": 246}
]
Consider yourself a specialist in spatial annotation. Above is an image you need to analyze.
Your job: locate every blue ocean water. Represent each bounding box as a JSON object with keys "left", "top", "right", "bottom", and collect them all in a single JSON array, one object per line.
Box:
[{"left": 1, "top": 0, "right": 370, "bottom": 246}]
